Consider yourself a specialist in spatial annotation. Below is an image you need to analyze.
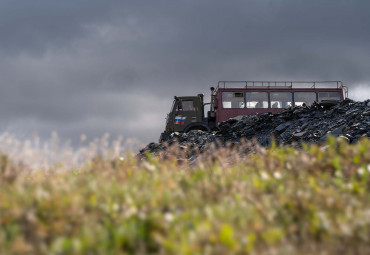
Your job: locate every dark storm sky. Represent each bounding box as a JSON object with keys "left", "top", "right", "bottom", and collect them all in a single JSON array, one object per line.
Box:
[{"left": 1, "top": 0, "right": 370, "bottom": 144}]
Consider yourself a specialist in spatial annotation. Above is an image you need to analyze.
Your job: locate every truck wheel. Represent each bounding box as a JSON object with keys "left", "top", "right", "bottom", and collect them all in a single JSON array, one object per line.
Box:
[{"left": 185, "top": 126, "right": 209, "bottom": 133}]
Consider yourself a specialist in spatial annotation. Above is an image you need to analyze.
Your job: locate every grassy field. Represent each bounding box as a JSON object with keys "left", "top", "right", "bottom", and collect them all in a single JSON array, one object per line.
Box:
[{"left": 1, "top": 137, "right": 370, "bottom": 254}]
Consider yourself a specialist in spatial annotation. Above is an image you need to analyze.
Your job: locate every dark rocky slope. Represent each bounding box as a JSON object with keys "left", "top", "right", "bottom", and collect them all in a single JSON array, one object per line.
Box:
[{"left": 140, "top": 99, "right": 370, "bottom": 158}]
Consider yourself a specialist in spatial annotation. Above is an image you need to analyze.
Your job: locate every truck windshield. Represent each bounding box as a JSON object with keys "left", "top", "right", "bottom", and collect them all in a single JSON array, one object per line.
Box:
[{"left": 181, "top": 100, "right": 194, "bottom": 111}]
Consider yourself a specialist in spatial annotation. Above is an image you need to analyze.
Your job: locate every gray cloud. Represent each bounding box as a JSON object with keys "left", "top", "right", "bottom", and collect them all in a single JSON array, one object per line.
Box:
[
  {"left": 0, "top": 0, "right": 369, "bottom": 146},
  {"left": 0, "top": 0, "right": 128, "bottom": 55}
]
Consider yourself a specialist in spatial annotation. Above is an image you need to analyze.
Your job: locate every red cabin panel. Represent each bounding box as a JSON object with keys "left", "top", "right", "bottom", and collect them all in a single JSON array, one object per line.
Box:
[{"left": 215, "top": 83, "right": 345, "bottom": 123}]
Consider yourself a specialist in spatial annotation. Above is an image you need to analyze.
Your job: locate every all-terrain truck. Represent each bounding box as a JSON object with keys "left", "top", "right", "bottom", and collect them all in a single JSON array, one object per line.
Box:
[{"left": 160, "top": 81, "right": 348, "bottom": 141}]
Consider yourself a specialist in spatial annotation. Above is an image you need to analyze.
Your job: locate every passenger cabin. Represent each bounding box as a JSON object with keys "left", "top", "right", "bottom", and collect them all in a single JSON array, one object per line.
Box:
[{"left": 215, "top": 81, "right": 348, "bottom": 122}]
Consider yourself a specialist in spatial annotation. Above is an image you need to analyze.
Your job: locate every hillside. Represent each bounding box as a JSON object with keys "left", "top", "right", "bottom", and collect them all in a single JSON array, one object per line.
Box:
[
  {"left": 1, "top": 138, "right": 370, "bottom": 254},
  {"left": 140, "top": 99, "right": 370, "bottom": 160}
]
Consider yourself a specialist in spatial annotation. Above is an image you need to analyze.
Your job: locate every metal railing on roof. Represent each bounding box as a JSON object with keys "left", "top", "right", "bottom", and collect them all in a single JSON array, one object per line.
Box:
[{"left": 217, "top": 81, "right": 344, "bottom": 89}]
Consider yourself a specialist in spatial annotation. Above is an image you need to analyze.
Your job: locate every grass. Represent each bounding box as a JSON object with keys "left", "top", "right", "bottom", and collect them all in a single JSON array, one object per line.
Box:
[{"left": 1, "top": 137, "right": 370, "bottom": 254}]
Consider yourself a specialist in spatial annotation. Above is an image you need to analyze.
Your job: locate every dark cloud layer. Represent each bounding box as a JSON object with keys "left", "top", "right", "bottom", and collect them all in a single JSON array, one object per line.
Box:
[{"left": 0, "top": 0, "right": 369, "bottom": 145}]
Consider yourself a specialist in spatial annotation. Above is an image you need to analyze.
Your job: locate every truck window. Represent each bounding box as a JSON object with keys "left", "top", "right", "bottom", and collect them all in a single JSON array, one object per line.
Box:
[
  {"left": 270, "top": 92, "right": 292, "bottom": 109},
  {"left": 222, "top": 92, "right": 245, "bottom": 108},
  {"left": 318, "top": 92, "right": 340, "bottom": 101},
  {"left": 294, "top": 92, "right": 316, "bottom": 106},
  {"left": 246, "top": 92, "right": 268, "bottom": 108},
  {"left": 181, "top": 100, "right": 194, "bottom": 111}
]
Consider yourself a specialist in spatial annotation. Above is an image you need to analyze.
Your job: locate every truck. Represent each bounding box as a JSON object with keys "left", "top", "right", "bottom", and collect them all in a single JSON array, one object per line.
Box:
[{"left": 160, "top": 81, "right": 348, "bottom": 141}]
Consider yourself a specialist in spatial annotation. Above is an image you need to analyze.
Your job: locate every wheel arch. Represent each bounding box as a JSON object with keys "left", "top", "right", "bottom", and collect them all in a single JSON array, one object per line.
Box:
[{"left": 183, "top": 122, "right": 211, "bottom": 133}]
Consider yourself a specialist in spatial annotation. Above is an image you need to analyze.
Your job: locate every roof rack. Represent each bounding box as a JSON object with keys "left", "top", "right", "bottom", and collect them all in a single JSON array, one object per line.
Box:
[{"left": 217, "top": 81, "right": 344, "bottom": 89}]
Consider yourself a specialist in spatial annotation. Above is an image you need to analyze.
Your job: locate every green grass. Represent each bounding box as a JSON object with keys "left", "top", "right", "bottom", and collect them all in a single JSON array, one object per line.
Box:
[{"left": 1, "top": 137, "right": 370, "bottom": 254}]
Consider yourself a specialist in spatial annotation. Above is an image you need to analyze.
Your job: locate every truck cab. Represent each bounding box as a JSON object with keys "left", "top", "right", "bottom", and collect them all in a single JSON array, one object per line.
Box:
[{"left": 161, "top": 94, "right": 214, "bottom": 141}]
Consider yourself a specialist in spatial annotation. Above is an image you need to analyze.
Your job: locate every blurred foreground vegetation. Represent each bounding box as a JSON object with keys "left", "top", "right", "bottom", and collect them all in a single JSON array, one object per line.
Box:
[{"left": 1, "top": 137, "right": 370, "bottom": 255}]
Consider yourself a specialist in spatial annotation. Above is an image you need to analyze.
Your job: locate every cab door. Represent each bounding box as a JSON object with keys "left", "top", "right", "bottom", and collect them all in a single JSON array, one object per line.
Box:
[{"left": 172, "top": 99, "right": 197, "bottom": 132}]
